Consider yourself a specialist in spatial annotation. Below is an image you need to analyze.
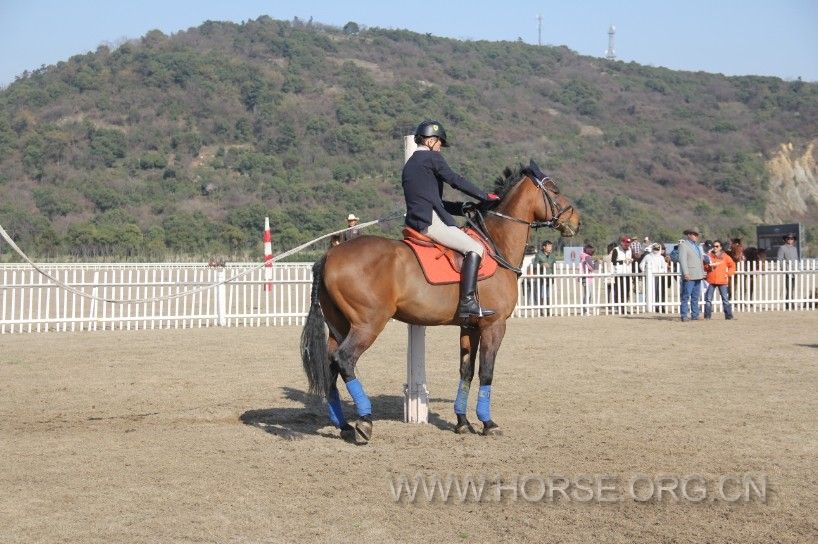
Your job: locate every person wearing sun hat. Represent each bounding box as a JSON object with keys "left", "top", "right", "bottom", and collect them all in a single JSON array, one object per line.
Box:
[
  {"left": 678, "top": 228, "right": 706, "bottom": 322},
  {"left": 340, "top": 213, "right": 361, "bottom": 242},
  {"left": 777, "top": 232, "right": 799, "bottom": 308}
]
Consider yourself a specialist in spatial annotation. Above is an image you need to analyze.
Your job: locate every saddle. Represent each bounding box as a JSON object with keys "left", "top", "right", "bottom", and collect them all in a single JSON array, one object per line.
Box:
[{"left": 402, "top": 227, "right": 498, "bottom": 285}]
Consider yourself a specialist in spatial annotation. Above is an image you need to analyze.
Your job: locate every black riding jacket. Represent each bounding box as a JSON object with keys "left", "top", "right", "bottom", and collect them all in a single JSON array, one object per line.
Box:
[{"left": 401, "top": 149, "right": 489, "bottom": 231}]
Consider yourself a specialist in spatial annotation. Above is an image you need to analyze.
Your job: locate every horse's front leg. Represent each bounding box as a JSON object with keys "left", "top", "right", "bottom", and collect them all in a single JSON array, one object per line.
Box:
[
  {"left": 454, "top": 326, "right": 480, "bottom": 434},
  {"left": 477, "top": 320, "right": 506, "bottom": 436}
]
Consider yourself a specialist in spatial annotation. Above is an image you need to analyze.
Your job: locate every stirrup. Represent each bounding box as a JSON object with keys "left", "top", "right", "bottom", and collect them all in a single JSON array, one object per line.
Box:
[{"left": 457, "top": 301, "right": 495, "bottom": 319}]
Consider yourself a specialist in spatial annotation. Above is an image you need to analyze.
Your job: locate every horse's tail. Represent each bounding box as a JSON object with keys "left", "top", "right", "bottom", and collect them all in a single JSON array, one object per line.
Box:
[{"left": 300, "top": 255, "right": 333, "bottom": 399}]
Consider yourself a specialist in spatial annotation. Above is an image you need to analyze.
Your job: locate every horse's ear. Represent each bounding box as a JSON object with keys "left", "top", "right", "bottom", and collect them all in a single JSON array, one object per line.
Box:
[
  {"left": 528, "top": 159, "right": 543, "bottom": 178},
  {"left": 527, "top": 159, "right": 560, "bottom": 192}
]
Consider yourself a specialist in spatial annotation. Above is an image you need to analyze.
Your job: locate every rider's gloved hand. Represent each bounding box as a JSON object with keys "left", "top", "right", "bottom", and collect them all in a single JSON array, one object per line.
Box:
[{"left": 461, "top": 201, "right": 477, "bottom": 213}]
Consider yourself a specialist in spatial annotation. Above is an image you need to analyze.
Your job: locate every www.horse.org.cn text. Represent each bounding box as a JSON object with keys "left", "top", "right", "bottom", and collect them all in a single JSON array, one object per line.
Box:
[{"left": 388, "top": 473, "right": 768, "bottom": 504}]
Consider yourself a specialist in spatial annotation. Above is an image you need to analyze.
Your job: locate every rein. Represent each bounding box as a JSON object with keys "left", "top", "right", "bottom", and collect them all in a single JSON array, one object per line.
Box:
[
  {"left": 465, "top": 171, "right": 575, "bottom": 276},
  {"left": 465, "top": 211, "right": 524, "bottom": 276}
]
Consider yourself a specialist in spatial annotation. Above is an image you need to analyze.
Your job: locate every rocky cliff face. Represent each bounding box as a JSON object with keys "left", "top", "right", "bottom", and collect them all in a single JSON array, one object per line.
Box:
[{"left": 765, "top": 140, "right": 818, "bottom": 223}]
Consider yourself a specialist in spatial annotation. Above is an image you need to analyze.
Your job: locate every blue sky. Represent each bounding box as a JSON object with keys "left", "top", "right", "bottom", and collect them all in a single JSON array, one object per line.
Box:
[{"left": 1, "top": 0, "right": 816, "bottom": 87}]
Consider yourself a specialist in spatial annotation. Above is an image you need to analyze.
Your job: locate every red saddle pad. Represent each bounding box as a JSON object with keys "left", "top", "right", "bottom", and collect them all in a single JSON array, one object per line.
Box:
[{"left": 402, "top": 227, "right": 498, "bottom": 285}]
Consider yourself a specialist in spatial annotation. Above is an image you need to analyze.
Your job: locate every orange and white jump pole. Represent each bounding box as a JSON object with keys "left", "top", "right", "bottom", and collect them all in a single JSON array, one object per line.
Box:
[{"left": 263, "top": 217, "right": 273, "bottom": 291}]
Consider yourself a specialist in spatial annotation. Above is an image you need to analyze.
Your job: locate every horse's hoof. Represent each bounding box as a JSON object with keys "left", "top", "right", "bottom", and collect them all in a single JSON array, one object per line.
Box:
[
  {"left": 481, "top": 421, "right": 502, "bottom": 436},
  {"left": 355, "top": 418, "right": 372, "bottom": 443},
  {"left": 340, "top": 424, "right": 356, "bottom": 443},
  {"left": 454, "top": 421, "right": 476, "bottom": 434}
]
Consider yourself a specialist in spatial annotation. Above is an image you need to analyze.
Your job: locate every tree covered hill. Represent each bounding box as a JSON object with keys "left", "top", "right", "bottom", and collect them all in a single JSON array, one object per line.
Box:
[{"left": 1, "top": 16, "right": 816, "bottom": 260}]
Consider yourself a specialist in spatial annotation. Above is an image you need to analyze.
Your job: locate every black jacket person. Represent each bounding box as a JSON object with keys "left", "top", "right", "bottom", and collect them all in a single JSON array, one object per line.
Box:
[{"left": 401, "top": 120, "right": 499, "bottom": 319}]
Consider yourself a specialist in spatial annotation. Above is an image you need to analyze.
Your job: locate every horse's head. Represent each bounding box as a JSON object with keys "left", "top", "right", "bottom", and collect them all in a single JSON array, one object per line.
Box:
[{"left": 519, "top": 161, "right": 581, "bottom": 237}]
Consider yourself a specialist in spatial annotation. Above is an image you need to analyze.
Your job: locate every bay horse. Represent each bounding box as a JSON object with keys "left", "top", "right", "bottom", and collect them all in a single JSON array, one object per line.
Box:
[{"left": 300, "top": 161, "right": 581, "bottom": 443}]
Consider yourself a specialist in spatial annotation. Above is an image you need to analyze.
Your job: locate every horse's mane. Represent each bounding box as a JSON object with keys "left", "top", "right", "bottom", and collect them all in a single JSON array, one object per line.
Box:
[
  {"left": 492, "top": 161, "right": 557, "bottom": 200},
  {"left": 493, "top": 166, "right": 527, "bottom": 199}
]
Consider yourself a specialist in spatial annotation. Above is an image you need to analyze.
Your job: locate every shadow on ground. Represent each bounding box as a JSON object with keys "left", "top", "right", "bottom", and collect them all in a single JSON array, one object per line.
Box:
[{"left": 240, "top": 386, "right": 452, "bottom": 440}]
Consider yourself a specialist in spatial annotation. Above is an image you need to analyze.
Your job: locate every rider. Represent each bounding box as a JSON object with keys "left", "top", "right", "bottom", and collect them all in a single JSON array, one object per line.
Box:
[{"left": 402, "top": 120, "right": 500, "bottom": 318}]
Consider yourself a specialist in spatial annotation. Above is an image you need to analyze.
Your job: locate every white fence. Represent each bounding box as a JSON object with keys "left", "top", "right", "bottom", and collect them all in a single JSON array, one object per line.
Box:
[
  {"left": 1, "top": 260, "right": 816, "bottom": 333},
  {"left": 0, "top": 263, "right": 312, "bottom": 334},
  {"left": 518, "top": 259, "right": 818, "bottom": 317}
]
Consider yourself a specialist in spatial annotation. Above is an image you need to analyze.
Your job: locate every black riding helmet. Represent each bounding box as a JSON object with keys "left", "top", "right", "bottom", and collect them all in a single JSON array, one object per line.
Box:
[{"left": 414, "top": 120, "right": 449, "bottom": 147}]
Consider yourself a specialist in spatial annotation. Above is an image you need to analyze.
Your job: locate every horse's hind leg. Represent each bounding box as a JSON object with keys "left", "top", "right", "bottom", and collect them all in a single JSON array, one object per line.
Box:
[
  {"left": 324, "top": 335, "right": 356, "bottom": 442},
  {"left": 333, "top": 321, "right": 389, "bottom": 443},
  {"left": 454, "top": 327, "right": 480, "bottom": 434},
  {"left": 320, "top": 298, "right": 357, "bottom": 441}
]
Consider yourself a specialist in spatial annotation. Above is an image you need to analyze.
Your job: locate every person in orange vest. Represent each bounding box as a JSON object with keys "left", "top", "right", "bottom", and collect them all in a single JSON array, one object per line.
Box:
[{"left": 704, "top": 239, "right": 737, "bottom": 320}]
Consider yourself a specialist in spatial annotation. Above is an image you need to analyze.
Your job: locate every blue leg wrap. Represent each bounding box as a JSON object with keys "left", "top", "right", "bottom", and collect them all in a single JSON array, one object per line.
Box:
[
  {"left": 327, "top": 388, "right": 347, "bottom": 429},
  {"left": 454, "top": 379, "right": 471, "bottom": 415},
  {"left": 476, "top": 385, "right": 492, "bottom": 422},
  {"left": 345, "top": 378, "right": 372, "bottom": 417}
]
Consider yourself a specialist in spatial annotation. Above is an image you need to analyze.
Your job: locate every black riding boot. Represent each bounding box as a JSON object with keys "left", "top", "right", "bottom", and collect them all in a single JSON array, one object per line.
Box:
[{"left": 457, "top": 252, "right": 495, "bottom": 318}]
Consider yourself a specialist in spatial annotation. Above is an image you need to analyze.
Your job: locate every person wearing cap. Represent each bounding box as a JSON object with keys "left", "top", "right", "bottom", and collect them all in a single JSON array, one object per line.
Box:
[
  {"left": 609, "top": 236, "right": 633, "bottom": 312},
  {"left": 777, "top": 233, "right": 799, "bottom": 309},
  {"left": 704, "top": 240, "right": 736, "bottom": 320},
  {"left": 640, "top": 243, "right": 668, "bottom": 312},
  {"left": 678, "top": 228, "right": 706, "bottom": 322},
  {"left": 340, "top": 213, "right": 361, "bottom": 242},
  {"left": 402, "top": 120, "right": 500, "bottom": 319}
]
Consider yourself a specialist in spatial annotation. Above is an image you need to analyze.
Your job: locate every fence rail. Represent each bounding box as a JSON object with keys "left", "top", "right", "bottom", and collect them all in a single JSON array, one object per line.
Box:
[{"left": 1, "top": 260, "right": 816, "bottom": 334}]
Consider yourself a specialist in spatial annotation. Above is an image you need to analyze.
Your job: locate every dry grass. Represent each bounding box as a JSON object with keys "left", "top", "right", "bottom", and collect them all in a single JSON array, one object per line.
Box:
[{"left": 1, "top": 312, "right": 817, "bottom": 543}]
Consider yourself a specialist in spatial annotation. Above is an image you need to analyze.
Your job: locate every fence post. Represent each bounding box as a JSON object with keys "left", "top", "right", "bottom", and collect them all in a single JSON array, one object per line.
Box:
[
  {"left": 90, "top": 271, "right": 99, "bottom": 331},
  {"left": 645, "top": 267, "right": 653, "bottom": 313},
  {"left": 405, "top": 324, "right": 429, "bottom": 424},
  {"left": 216, "top": 268, "right": 227, "bottom": 327},
  {"left": 403, "top": 133, "right": 428, "bottom": 423}
]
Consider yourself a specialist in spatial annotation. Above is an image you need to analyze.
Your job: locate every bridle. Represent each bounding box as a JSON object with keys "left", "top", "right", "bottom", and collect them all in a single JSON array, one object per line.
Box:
[
  {"left": 465, "top": 168, "right": 577, "bottom": 275},
  {"left": 485, "top": 170, "right": 576, "bottom": 232}
]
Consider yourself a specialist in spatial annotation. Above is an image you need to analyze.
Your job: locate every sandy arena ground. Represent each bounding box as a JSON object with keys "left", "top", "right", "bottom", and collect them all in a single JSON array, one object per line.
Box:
[{"left": 1, "top": 312, "right": 817, "bottom": 543}]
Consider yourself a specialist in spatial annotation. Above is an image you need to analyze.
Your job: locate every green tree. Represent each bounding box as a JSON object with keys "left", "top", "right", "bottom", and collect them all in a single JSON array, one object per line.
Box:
[{"left": 89, "top": 128, "right": 127, "bottom": 166}]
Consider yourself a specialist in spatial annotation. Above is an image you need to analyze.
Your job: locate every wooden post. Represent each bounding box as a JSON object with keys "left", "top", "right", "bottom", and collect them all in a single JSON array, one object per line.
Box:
[
  {"left": 263, "top": 217, "right": 273, "bottom": 291},
  {"left": 216, "top": 268, "right": 227, "bottom": 326},
  {"left": 403, "top": 134, "right": 428, "bottom": 423}
]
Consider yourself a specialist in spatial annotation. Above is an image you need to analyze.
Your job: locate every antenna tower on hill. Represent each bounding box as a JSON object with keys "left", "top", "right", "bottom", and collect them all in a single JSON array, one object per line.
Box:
[
  {"left": 537, "top": 14, "right": 543, "bottom": 46},
  {"left": 606, "top": 25, "right": 617, "bottom": 60}
]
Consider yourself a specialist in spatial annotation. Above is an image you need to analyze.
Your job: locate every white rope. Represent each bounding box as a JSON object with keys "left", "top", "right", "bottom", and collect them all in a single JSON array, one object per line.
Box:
[{"left": 0, "top": 220, "right": 379, "bottom": 305}]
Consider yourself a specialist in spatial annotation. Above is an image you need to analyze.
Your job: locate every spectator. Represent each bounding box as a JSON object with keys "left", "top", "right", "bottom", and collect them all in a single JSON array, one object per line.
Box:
[
  {"left": 640, "top": 243, "right": 668, "bottom": 312},
  {"left": 529, "top": 240, "right": 557, "bottom": 315},
  {"left": 777, "top": 233, "right": 799, "bottom": 309},
  {"left": 579, "top": 244, "right": 598, "bottom": 315},
  {"left": 329, "top": 234, "right": 341, "bottom": 248},
  {"left": 630, "top": 235, "right": 643, "bottom": 258},
  {"left": 610, "top": 236, "right": 633, "bottom": 312},
  {"left": 704, "top": 240, "right": 736, "bottom": 320},
  {"left": 604, "top": 242, "right": 617, "bottom": 306},
  {"left": 678, "top": 228, "right": 706, "bottom": 322},
  {"left": 340, "top": 213, "right": 362, "bottom": 242}
]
